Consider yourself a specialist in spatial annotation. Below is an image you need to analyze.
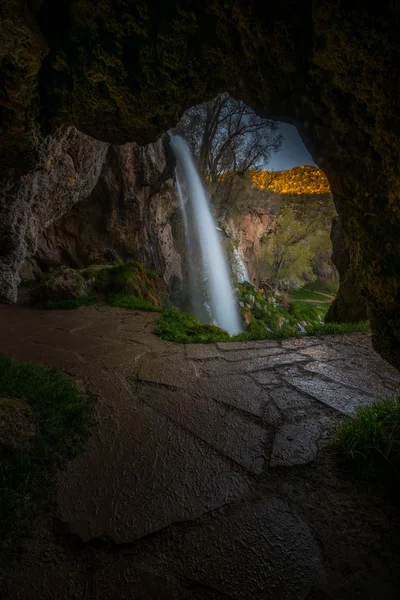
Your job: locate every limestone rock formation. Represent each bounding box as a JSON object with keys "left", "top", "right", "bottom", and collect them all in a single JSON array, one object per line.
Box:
[
  {"left": 225, "top": 213, "right": 275, "bottom": 286},
  {"left": 325, "top": 217, "right": 368, "bottom": 324},
  {"left": 1, "top": 2, "right": 400, "bottom": 367},
  {"left": 0, "top": 127, "right": 108, "bottom": 303},
  {"left": 34, "top": 137, "right": 183, "bottom": 300}
]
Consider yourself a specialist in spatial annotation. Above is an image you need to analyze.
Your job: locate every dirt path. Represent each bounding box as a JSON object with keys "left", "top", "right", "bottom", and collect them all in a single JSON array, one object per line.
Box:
[
  {"left": 1, "top": 304, "right": 400, "bottom": 599},
  {"left": 287, "top": 297, "right": 332, "bottom": 304},
  {"left": 308, "top": 289, "right": 335, "bottom": 300}
]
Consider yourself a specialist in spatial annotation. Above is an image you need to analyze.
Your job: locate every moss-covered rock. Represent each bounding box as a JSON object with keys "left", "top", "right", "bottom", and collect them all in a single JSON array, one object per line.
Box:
[
  {"left": 31, "top": 261, "right": 166, "bottom": 311},
  {"left": 31, "top": 267, "right": 95, "bottom": 308}
]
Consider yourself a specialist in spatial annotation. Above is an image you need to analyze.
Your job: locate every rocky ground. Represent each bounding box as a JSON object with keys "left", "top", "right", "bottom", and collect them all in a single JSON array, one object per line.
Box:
[{"left": 0, "top": 304, "right": 400, "bottom": 599}]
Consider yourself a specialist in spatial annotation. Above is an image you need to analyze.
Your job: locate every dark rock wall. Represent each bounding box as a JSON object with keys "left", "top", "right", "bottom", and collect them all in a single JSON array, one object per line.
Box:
[
  {"left": 1, "top": 1, "right": 400, "bottom": 367},
  {"left": 0, "top": 127, "right": 108, "bottom": 302},
  {"left": 325, "top": 217, "right": 368, "bottom": 324}
]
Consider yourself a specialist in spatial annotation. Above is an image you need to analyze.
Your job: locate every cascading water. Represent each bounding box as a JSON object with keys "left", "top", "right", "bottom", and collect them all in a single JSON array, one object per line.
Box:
[
  {"left": 169, "top": 133, "right": 242, "bottom": 335},
  {"left": 233, "top": 247, "right": 250, "bottom": 284}
]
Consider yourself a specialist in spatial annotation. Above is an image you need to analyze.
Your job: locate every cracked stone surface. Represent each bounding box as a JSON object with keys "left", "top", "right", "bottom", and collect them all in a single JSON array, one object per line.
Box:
[{"left": 1, "top": 305, "right": 400, "bottom": 599}]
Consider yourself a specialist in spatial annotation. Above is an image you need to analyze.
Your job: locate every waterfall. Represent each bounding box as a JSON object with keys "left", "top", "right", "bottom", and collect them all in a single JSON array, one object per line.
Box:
[
  {"left": 233, "top": 247, "right": 250, "bottom": 284},
  {"left": 175, "top": 174, "right": 189, "bottom": 244},
  {"left": 170, "top": 133, "right": 242, "bottom": 335}
]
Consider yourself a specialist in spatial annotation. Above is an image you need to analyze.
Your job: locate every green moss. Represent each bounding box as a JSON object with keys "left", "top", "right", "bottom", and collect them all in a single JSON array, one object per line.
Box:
[
  {"left": 156, "top": 309, "right": 230, "bottom": 343},
  {"left": 93, "top": 261, "right": 162, "bottom": 307},
  {"left": 0, "top": 356, "right": 89, "bottom": 563},
  {"left": 337, "top": 396, "right": 400, "bottom": 488},
  {"left": 108, "top": 293, "right": 163, "bottom": 312}
]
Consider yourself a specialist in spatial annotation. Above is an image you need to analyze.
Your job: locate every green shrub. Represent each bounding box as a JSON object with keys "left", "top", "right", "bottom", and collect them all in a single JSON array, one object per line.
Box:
[
  {"left": 0, "top": 356, "right": 89, "bottom": 563},
  {"left": 337, "top": 397, "right": 400, "bottom": 486}
]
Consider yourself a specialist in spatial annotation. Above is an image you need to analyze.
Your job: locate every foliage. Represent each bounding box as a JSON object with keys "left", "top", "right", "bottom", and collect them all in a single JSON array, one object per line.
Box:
[
  {"left": 259, "top": 206, "right": 317, "bottom": 290},
  {"left": 251, "top": 166, "right": 330, "bottom": 196},
  {"left": 210, "top": 173, "right": 281, "bottom": 218},
  {"left": 337, "top": 396, "right": 400, "bottom": 487},
  {"left": 177, "top": 94, "right": 282, "bottom": 181},
  {"left": 108, "top": 293, "right": 163, "bottom": 312},
  {"left": 236, "top": 283, "right": 297, "bottom": 334},
  {"left": 288, "top": 300, "right": 328, "bottom": 324},
  {"left": 0, "top": 356, "right": 89, "bottom": 563}
]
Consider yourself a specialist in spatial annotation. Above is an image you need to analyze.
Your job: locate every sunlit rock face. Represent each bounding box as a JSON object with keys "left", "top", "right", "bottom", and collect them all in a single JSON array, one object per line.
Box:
[
  {"left": 1, "top": 1, "right": 400, "bottom": 367},
  {"left": 224, "top": 214, "right": 275, "bottom": 287}
]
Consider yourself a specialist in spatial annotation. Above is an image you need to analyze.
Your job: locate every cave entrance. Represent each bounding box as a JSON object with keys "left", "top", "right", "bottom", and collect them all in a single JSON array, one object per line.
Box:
[{"left": 172, "top": 95, "right": 340, "bottom": 333}]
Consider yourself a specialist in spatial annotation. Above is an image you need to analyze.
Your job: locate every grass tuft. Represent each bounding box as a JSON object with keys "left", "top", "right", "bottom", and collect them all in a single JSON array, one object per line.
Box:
[
  {"left": 337, "top": 397, "right": 400, "bottom": 486},
  {"left": 0, "top": 356, "right": 89, "bottom": 564}
]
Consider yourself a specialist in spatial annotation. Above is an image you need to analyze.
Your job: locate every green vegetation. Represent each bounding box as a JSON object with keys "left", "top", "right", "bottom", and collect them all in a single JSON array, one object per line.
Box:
[
  {"left": 156, "top": 309, "right": 230, "bottom": 343},
  {"left": 337, "top": 397, "right": 400, "bottom": 487},
  {"left": 32, "top": 261, "right": 164, "bottom": 313},
  {"left": 156, "top": 306, "right": 369, "bottom": 344},
  {"left": 0, "top": 356, "right": 89, "bottom": 563},
  {"left": 288, "top": 300, "right": 329, "bottom": 325},
  {"left": 109, "top": 293, "right": 162, "bottom": 312}
]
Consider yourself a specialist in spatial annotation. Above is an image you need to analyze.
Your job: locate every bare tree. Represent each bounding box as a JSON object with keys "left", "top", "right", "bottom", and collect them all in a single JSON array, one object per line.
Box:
[{"left": 177, "top": 94, "right": 283, "bottom": 182}]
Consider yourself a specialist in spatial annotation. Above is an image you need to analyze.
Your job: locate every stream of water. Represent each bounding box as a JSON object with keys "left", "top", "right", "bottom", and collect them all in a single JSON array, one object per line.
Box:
[{"left": 169, "top": 133, "right": 242, "bottom": 335}]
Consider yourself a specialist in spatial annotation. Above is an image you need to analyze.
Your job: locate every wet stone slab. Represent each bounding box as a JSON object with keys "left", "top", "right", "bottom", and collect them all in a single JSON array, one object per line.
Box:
[
  {"left": 285, "top": 376, "right": 374, "bottom": 415},
  {"left": 269, "top": 386, "right": 313, "bottom": 410},
  {"left": 251, "top": 370, "right": 282, "bottom": 386},
  {"left": 217, "top": 340, "right": 280, "bottom": 351},
  {"left": 304, "top": 360, "right": 393, "bottom": 397},
  {"left": 299, "top": 344, "right": 347, "bottom": 361},
  {"left": 199, "top": 352, "right": 309, "bottom": 377},
  {"left": 150, "top": 497, "right": 324, "bottom": 600},
  {"left": 135, "top": 354, "right": 198, "bottom": 387},
  {"left": 138, "top": 386, "right": 269, "bottom": 474},
  {"left": 57, "top": 401, "right": 251, "bottom": 543},
  {"left": 188, "top": 374, "right": 269, "bottom": 417},
  {"left": 270, "top": 417, "right": 334, "bottom": 467},
  {"left": 185, "top": 344, "right": 222, "bottom": 360}
]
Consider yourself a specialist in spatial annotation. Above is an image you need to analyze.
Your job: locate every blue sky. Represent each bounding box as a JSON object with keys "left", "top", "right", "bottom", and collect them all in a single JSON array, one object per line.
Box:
[{"left": 266, "top": 123, "right": 316, "bottom": 171}]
